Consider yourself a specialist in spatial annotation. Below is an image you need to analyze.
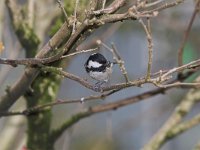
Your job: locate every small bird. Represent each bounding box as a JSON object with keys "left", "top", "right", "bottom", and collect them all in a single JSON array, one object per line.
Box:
[{"left": 84, "top": 53, "right": 113, "bottom": 90}]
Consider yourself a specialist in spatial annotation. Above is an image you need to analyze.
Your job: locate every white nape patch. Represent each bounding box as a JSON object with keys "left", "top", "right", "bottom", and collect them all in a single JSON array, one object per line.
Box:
[{"left": 88, "top": 60, "right": 102, "bottom": 68}]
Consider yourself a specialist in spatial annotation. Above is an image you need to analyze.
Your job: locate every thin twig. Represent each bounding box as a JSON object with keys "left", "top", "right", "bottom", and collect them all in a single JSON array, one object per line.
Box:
[
  {"left": 92, "top": 0, "right": 126, "bottom": 15},
  {"left": 0, "top": 48, "right": 98, "bottom": 66},
  {"left": 141, "top": 0, "right": 184, "bottom": 16},
  {"left": 72, "top": 0, "right": 79, "bottom": 34},
  {"left": 111, "top": 43, "right": 130, "bottom": 83},
  {"left": 144, "top": 0, "right": 164, "bottom": 8},
  {"left": 102, "top": 0, "right": 106, "bottom": 9},
  {"left": 57, "top": 0, "right": 68, "bottom": 22},
  {"left": 0, "top": 90, "right": 118, "bottom": 116},
  {"left": 139, "top": 18, "right": 153, "bottom": 80},
  {"left": 61, "top": 48, "right": 98, "bottom": 58},
  {"left": 130, "top": 5, "right": 154, "bottom": 81},
  {"left": 154, "top": 82, "right": 200, "bottom": 88},
  {"left": 161, "top": 58, "right": 200, "bottom": 80},
  {"left": 178, "top": 0, "right": 200, "bottom": 67},
  {"left": 96, "top": 40, "right": 130, "bottom": 83}
]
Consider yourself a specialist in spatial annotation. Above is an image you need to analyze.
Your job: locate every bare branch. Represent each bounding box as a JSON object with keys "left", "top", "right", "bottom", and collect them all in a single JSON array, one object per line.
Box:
[
  {"left": 92, "top": 0, "right": 126, "bottom": 15},
  {"left": 96, "top": 40, "right": 130, "bottom": 83},
  {"left": 72, "top": 0, "right": 79, "bottom": 34},
  {"left": 143, "top": 79, "right": 200, "bottom": 150},
  {"left": 178, "top": 0, "right": 200, "bottom": 67},
  {"left": 142, "top": 0, "right": 184, "bottom": 16},
  {"left": 195, "top": 141, "right": 200, "bottom": 150},
  {"left": 61, "top": 47, "right": 98, "bottom": 58},
  {"left": 0, "top": 90, "right": 118, "bottom": 116},
  {"left": 0, "top": 48, "right": 98, "bottom": 67},
  {"left": 57, "top": 0, "right": 69, "bottom": 23},
  {"left": 168, "top": 113, "right": 200, "bottom": 140},
  {"left": 139, "top": 18, "right": 153, "bottom": 80},
  {"left": 111, "top": 43, "right": 130, "bottom": 83}
]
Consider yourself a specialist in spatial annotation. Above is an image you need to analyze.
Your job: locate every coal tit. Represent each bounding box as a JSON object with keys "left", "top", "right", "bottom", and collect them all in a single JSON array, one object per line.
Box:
[{"left": 84, "top": 53, "right": 113, "bottom": 84}]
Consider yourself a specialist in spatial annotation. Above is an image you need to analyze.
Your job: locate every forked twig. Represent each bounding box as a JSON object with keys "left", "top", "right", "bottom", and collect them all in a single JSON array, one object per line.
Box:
[
  {"left": 57, "top": 0, "right": 68, "bottom": 22},
  {"left": 72, "top": 0, "right": 79, "bottom": 34},
  {"left": 96, "top": 40, "right": 130, "bottom": 83}
]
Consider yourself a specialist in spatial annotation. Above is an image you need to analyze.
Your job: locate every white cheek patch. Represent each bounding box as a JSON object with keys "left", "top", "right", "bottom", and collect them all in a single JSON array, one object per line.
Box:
[{"left": 88, "top": 60, "right": 102, "bottom": 68}]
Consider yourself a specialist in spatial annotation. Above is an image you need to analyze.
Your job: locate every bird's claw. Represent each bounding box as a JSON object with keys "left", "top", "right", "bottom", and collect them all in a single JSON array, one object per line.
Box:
[{"left": 93, "top": 81, "right": 105, "bottom": 92}]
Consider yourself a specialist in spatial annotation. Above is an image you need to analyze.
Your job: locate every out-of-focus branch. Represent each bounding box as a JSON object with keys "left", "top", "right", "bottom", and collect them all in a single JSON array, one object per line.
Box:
[
  {"left": 143, "top": 77, "right": 200, "bottom": 150},
  {"left": 177, "top": 0, "right": 200, "bottom": 69},
  {"left": 167, "top": 113, "right": 200, "bottom": 139},
  {"left": 56, "top": 0, "right": 68, "bottom": 23},
  {"left": 195, "top": 141, "right": 200, "bottom": 150}
]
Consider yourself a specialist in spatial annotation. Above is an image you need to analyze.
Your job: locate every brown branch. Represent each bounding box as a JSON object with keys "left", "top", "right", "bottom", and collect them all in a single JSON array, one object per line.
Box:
[
  {"left": 0, "top": 48, "right": 98, "bottom": 67},
  {"left": 96, "top": 40, "right": 130, "bottom": 83},
  {"left": 142, "top": 0, "right": 184, "bottom": 16},
  {"left": 1, "top": 56, "right": 199, "bottom": 94},
  {"left": 72, "top": 0, "right": 79, "bottom": 34},
  {"left": 77, "top": 23, "right": 122, "bottom": 50},
  {"left": 0, "top": 90, "right": 119, "bottom": 116},
  {"left": 111, "top": 43, "right": 130, "bottom": 83},
  {"left": 92, "top": 0, "right": 126, "bottom": 15},
  {"left": 195, "top": 141, "right": 200, "bottom": 150},
  {"left": 143, "top": 86, "right": 200, "bottom": 150},
  {"left": 49, "top": 75, "right": 196, "bottom": 142},
  {"left": 57, "top": 0, "right": 69, "bottom": 23},
  {"left": 37, "top": 59, "right": 200, "bottom": 92},
  {"left": 167, "top": 113, "right": 200, "bottom": 140},
  {"left": 0, "top": 69, "right": 196, "bottom": 117},
  {"left": 178, "top": 0, "right": 200, "bottom": 67},
  {"left": 139, "top": 18, "right": 153, "bottom": 80}
]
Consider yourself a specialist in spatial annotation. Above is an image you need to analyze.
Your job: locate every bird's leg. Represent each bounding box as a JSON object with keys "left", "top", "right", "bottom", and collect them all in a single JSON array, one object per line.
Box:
[{"left": 93, "top": 81, "right": 106, "bottom": 92}]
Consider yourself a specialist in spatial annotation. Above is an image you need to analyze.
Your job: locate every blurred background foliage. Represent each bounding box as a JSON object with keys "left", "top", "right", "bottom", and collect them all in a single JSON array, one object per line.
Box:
[{"left": 0, "top": 0, "right": 200, "bottom": 150}]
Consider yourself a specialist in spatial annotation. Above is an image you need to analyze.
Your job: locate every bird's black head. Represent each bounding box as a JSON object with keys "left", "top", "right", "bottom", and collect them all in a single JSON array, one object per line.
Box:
[{"left": 84, "top": 53, "right": 110, "bottom": 72}]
